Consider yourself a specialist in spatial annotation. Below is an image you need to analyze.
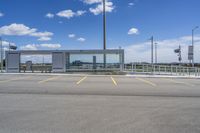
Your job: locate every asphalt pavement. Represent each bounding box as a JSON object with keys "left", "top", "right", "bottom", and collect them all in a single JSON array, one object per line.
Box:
[{"left": 0, "top": 74, "right": 200, "bottom": 133}]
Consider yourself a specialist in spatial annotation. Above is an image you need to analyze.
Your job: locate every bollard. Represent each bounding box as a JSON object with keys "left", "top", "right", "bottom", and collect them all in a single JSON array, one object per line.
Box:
[{"left": 171, "top": 66, "right": 173, "bottom": 75}]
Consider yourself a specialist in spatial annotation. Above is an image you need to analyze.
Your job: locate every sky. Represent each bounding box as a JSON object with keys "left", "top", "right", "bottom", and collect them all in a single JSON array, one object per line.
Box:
[{"left": 0, "top": 0, "right": 200, "bottom": 63}]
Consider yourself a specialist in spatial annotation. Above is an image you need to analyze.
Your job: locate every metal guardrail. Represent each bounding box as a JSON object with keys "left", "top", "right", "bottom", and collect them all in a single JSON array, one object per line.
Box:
[
  {"left": 2, "top": 63, "right": 200, "bottom": 76},
  {"left": 19, "top": 64, "right": 121, "bottom": 73},
  {"left": 124, "top": 64, "right": 200, "bottom": 77}
]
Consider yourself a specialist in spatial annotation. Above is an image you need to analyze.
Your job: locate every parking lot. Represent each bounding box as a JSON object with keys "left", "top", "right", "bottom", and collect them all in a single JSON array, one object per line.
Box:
[
  {"left": 0, "top": 74, "right": 200, "bottom": 133},
  {"left": 0, "top": 74, "right": 200, "bottom": 96}
]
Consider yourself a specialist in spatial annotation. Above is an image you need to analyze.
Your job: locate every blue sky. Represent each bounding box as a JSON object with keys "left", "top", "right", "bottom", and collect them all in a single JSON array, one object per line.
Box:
[{"left": 0, "top": 0, "right": 200, "bottom": 63}]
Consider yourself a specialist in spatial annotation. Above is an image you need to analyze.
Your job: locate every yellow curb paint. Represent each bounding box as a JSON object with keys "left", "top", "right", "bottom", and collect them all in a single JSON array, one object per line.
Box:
[
  {"left": 38, "top": 76, "right": 60, "bottom": 84},
  {"left": 136, "top": 78, "right": 157, "bottom": 87},
  {"left": 111, "top": 76, "right": 118, "bottom": 86},
  {"left": 76, "top": 76, "right": 87, "bottom": 85}
]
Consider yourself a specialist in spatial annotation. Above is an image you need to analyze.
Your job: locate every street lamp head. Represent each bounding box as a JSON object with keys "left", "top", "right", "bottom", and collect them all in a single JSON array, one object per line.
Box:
[{"left": 193, "top": 26, "right": 199, "bottom": 30}]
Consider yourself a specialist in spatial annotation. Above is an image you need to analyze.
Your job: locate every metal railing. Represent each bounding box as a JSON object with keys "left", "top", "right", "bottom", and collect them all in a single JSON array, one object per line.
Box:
[{"left": 124, "top": 64, "right": 200, "bottom": 77}]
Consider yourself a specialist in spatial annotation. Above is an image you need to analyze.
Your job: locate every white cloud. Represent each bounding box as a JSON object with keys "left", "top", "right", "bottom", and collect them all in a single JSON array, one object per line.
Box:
[
  {"left": 128, "top": 28, "right": 139, "bottom": 35},
  {"left": 40, "top": 44, "right": 61, "bottom": 48},
  {"left": 20, "top": 43, "right": 61, "bottom": 50},
  {"left": 57, "top": 10, "right": 75, "bottom": 19},
  {"left": 128, "top": 2, "right": 135, "bottom": 6},
  {"left": 83, "top": 0, "right": 102, "bottom": 4},
  {"left": 68, "top": 34, "right": 76, "bottom": 38},
  {"left": 0, "top": 23, "right": 53, "bottom": 41},
  {"left": 0, "top": 23, "right": 36, "bottom": 36},
  {"left": 76, "top": 10, "right": 87, "bottom": 16},
  {"left": 69, "top": 34, "right": 86, "bottom": 42},
  {"left": 45, "top": 13, "right": 54, "bottom": 18},
  {"left": 30, "top": 31, "right": 53, "bottom": 41},
  {"left": 37, "top": 36, "right": 51, "bottom": 41},
  {"left": 0, "top": 12, "right": 4, "bottom": 17},
  {"left": 2, "top": 41, "right": 16, "bottom": 47},
  {"left": 124, "top": 35, "right": 200, "bottom": 63},
  {"left": 77, "top": 37, "right": 86, "bottom": 42},
  {"left": 20, "top": 44, "right": 38, "bottom": 50},
  {"left": 56, "top": 10, "right": 86, "bottom": 19},
  {"left": 89, "top": 1, "right": 115, "bottom": 15}
]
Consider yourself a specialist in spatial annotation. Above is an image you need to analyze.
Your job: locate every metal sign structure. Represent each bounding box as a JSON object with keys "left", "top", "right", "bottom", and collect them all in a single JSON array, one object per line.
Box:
[{"left": 188, "top": 46, "right": 193, "bottom": 61}]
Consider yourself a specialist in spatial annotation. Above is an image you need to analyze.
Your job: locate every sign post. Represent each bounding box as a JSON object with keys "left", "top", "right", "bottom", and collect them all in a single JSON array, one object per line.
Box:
[{"left": 188, "top": 46, "right": 193, "bottom": 65}]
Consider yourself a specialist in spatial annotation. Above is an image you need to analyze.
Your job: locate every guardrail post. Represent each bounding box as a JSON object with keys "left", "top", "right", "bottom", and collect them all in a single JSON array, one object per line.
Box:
[
  {"left": 131, "top": 63, "right": 133, "bottom": 72},
  {"left": 195, "top": 68, "right": 197, "bottom": 76},
  {"left": 134, "top": 64, "right": 137, "bottom": 73},
  {"left": 198, "top": 68, "right": 200, "bottom": 76},
  {"left": 142, "top": 64, "right": 144, "bottom": 73},
  {"left": 171, "top": 66, "right": 173, "bottom": 75}
]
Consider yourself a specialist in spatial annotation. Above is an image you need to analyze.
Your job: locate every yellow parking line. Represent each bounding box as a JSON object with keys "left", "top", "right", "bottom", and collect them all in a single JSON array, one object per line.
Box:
[
  {"left": 0, "top": 76, "right": 31, "bottom": 83},
  {"left": 136, "top": 78, "right": 157, "bottom": 87},
  {"left": 111, "top": 76, "right": 118, "bottom": 86},
  {"left": 76, "top": 76, "right": 87, "bottom": 85},
  {"left": 165, "top": 78, "right": 194, "bottom": 87},
  {"left": 38, "top": 76, "right": 60, "bottom": 84}
]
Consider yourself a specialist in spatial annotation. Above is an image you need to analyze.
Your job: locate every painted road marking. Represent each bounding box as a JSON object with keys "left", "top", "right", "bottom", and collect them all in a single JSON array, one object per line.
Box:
[
  {"left": 111, "top": 76, "right": 118, "bottom": 86},
  {"left": 76, "top": 76, "right": 87, "bottom": 85},
  {"left": 38, "top": 76, "right": 60, "bottom": 84},
  {"left": 136, "top": 78, "right": 157, "bottom": 87},
  {"left": 0, "top": 76, "right": 31, "bottom": 83},
  {"left": 165, "top": 78, "right": 194, "bottom": 87}
]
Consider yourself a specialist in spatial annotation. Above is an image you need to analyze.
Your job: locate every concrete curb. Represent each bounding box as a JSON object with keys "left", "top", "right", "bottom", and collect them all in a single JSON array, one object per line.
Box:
[
  {"left": 126, "top": 74, "right": 200, "bottom": 79},
  {"left": 0, "top": 73, "right": 200, "bottom": 79}
]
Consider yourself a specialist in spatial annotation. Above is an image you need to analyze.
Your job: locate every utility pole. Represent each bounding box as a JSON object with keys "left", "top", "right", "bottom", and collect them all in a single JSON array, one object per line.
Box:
[
  {"left": 0, "top": 37, "right": 3, "bottom": 73},
  {"left": 103, "top": 0, "right": 107, "bottom": 69},
  {"left": 192, "top": 26, "right": 199, "bottom": 67},
  {"left": 155, "top": 43, "right": 157, "bottom": 64},
  {"left": 150, "top": 36, "right": 154, "bottom": 65}
]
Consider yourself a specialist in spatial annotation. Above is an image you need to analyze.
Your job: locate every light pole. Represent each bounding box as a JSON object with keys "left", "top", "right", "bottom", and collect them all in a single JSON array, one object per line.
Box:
[
  {"left": 192, "top": 26, "right": 199, "bottom": 67},
  {"left": 155, "top": 43, "right": 158, "bottom": 64},
  {"left": 0, "top": 37, "right": 3, "bottom": 72},
  {"left": 103, "top": 0, "right": 107, "bottom": 69},
  {"left": 150, "top": 36, "right": 154, "bottom": 65}
]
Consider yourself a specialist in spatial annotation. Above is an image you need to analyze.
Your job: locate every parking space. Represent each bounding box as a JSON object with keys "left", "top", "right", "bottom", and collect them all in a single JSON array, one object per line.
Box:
[
  {"left": 0, "top": 74, "right": 199, "bottom": 91},
  {"left": 0, "top": 74, "right": 199, "bottom": 89}
]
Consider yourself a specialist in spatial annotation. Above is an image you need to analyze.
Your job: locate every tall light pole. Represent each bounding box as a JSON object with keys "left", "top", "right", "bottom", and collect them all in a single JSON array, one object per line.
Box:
[
  {"left": 150, "top": 36, "right": 154, "bottom": 65},
  {"left": 192, "top": 26, "right": 199, "bottom": 67},
  {"left": 0, "top": 37, "right": 3, "bottom": 73},
  {"left": 155, "top": 43, "right": 158, "bottom": 64},
  {"left": 103, "top": 0, "right": 107, "bottom": 69}
]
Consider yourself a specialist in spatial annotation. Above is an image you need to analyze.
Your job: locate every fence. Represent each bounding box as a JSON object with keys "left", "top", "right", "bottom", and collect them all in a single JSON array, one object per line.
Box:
[{"left": 124, "top": 64, "right": 200, "bottom": 77}]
